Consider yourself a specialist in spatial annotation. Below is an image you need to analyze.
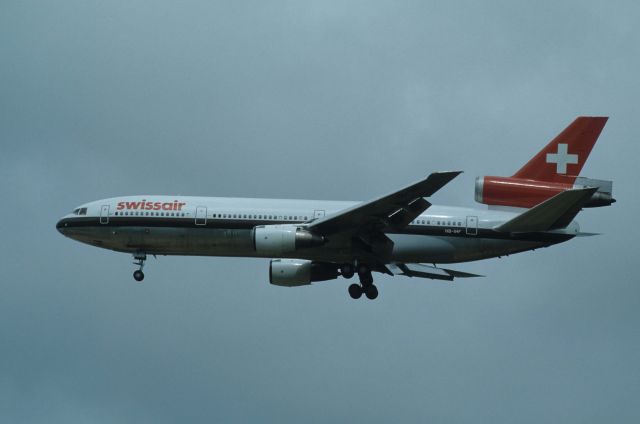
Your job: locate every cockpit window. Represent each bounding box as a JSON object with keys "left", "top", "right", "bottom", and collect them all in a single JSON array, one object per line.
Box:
[{"left": 72, "top": 208, "right": 88, "bottom": 215}]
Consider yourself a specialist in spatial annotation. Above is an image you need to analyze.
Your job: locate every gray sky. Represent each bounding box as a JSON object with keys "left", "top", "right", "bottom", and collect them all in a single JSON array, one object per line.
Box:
[{"left": 2, "top": 1, "right": 639, "bottom": 422}]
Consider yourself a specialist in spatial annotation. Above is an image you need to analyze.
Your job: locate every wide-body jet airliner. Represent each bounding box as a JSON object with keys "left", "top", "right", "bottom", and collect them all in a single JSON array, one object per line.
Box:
[{"left": 57, "top": 117, "right": 614, "bottom": 299}]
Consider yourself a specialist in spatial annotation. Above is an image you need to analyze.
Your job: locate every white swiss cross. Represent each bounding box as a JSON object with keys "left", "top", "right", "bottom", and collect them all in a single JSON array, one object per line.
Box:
[{"left": 546, "top": 143, "right": 578, "bottom": 174}]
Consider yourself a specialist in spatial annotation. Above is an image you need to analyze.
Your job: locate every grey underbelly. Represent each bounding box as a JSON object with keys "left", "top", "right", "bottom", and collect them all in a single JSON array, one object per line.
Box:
[
  {"left": 82, "top": 226, "right": 549, "bottom": 264},
  {"left": 97, "top": 227, "right": 256, "bottom": 256},
  {"left": 388, "top": 234, "right": 546, "bottom": 263}
]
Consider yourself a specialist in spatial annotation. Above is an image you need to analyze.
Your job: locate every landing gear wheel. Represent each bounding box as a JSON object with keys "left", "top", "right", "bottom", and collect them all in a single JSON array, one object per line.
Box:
[
  {"left": 364, "top": 284, "right": 378, "bottom": 300},
  {"left": 132, "top": 252, "right": 147, "bottom": 282},
  {"left": 348, "top": 283, "right": 363, "bottom": 299},
  {"left": 341, "top": 264, "right": 355, "bottom": 279}
]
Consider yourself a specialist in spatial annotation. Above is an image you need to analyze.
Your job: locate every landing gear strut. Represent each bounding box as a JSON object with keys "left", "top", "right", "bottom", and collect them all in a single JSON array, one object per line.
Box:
[
  {"left": 133, "top": 253, "right": 146, "bottom": 282},
  {"left": 347, "top": 263, "right": 379, "bottom": 300}
]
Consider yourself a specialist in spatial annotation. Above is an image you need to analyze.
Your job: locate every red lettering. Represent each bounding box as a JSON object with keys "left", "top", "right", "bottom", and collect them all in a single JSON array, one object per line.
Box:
[{"left": 119, "top": 199, "right": 187, "bottom": 210}]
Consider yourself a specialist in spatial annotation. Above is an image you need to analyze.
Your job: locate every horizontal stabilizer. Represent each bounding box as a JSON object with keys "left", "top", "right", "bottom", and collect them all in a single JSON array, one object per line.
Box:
[
  {"left": 495, "top": 187, "right": 597, "bottom": 233},
  {"left": 390, "top": 263, "right": 483, "bottom": 281}
]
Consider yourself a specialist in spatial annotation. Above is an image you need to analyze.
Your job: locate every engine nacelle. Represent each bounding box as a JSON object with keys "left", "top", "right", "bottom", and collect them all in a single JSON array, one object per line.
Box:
[
  {"left": 253, "top": 225, "right": 326, "bottom": 255},
  {"left": 269, "top": 259, "right": 339, "bottom": 287},
  {"left": 475, "top": 176, "right": 615, "bottom": 208}
]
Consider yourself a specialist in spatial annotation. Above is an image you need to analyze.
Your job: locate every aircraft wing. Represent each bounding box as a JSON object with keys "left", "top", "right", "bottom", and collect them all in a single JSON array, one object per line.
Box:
[
  {"left": 389, "top": 263, "right": 483, "bottom": 281},
  {"left": 306, "top": 171, "right": 462, "bottom": 235}
]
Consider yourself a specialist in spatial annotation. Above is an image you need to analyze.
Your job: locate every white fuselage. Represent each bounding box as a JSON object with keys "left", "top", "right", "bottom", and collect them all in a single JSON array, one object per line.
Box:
[{"left": 56, "top": 195, "right": 579, "bottom": 264}]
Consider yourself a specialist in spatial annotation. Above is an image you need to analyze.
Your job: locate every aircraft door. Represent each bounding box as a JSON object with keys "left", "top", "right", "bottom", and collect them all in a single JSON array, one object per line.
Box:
[
  {"left": 466, "top": 216, "right": 478, "bottom": 235},
  {"left": 100, "top": 205, "right": 110, "bottom": 224},
  {"left": 314, "top": 209, "right": 325, "bottom": 219},
  {"left": 195, "top": 206, "right": 207, "bottom": 226}
]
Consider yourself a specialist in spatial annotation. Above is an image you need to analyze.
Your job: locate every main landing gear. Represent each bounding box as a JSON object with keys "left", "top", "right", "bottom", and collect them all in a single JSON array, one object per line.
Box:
[
  {"left": 347, "top": 263, "right": 379, "bottom": 300},
  {"left": 132, "top": 253, "right": 146, "bottom": 282}
]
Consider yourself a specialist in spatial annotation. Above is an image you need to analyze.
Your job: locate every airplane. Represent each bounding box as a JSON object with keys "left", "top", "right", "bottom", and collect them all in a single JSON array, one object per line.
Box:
[{"left": 56, "top": 117, "right": 614, "bottom": 300}]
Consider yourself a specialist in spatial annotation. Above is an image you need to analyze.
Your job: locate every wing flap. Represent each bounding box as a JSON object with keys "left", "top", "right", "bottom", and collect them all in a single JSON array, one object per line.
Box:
[
  {"left": 390, "top": 263, "right": 483, "bottom": 281},
  {"left": 387, "top": 197, "right": 431, "bottom": 229}
]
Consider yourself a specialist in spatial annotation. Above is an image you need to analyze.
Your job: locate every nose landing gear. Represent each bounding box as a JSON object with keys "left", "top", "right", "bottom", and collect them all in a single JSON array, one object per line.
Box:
[{"left": 132, "top": 253, "right": 146, "bottom": 282}]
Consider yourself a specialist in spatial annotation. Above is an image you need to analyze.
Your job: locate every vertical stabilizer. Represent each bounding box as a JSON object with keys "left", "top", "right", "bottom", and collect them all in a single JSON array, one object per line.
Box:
[{"left": 513, "top": 117, "right": 608, "bottom": 184}]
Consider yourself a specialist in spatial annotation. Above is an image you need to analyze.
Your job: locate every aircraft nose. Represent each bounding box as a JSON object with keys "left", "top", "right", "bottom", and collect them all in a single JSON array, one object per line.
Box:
[{"left": 56, "top": 218, "right": 68, "bottom": 235}]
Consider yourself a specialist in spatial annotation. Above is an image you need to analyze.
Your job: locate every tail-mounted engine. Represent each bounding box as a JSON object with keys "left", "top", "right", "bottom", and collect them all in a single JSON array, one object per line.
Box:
[
  {"left": 475, "top": 176, "right": 615, "bottom": 209},
  {"left": 253, "top": 225, "right": 326, "bottom": 255},
  {"left": 269, "top": 259, "right": 339, "bottom": 287}
]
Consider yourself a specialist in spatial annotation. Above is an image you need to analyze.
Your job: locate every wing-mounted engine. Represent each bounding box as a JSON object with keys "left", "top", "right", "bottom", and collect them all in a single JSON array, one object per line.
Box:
[
  {"left": 253, "top": 225, "right": 326, "bottom": 255},
  {"left": 475, "top": 176, "right": 615, "bottom": 208},
  {"left": 269, "top": 259, "right": 339, "bottom": 287}
]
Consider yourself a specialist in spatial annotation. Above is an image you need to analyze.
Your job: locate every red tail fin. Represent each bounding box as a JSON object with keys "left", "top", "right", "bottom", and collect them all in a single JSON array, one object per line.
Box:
[{"left": 513, "top": 117, "right": 608, "bottom": 183}]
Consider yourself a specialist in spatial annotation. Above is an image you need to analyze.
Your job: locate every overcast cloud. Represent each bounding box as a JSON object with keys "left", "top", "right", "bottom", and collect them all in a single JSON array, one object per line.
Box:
[{"left": 1, "top": 1, "right": 639, "bottom": 422}]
